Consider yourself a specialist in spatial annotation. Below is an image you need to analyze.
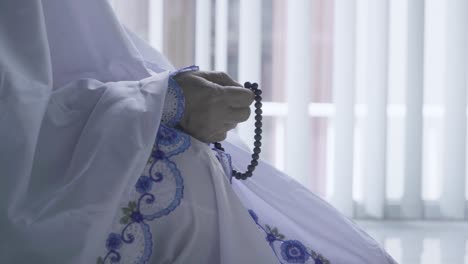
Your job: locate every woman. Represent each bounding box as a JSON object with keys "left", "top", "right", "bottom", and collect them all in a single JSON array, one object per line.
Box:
[{"left": 0, "top": 0, "right": 396, "bottom": 263}]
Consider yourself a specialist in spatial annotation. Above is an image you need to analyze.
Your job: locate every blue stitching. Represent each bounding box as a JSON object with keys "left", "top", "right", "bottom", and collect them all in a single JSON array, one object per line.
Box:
[
  {"left": 98, "top": 125, "right": 190, "bottom": 264},
  {"left": 247, "top": 209, "right": 331, "bottom": 264},
  {"left": 162, "top": 65, "right": 198, "bottom": 127}
]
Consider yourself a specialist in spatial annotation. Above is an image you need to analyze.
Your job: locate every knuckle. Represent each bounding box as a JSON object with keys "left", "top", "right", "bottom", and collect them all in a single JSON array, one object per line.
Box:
[
  {"left": 194, "top": 70, "right": 207, "bottom": 77},
  {"left": 198, "top": 136, "right": 210, "bottom": 143},
  {"left": 206, "top": 71, "right": 219, "bottom": 78},
  {"left": 218, "top": 71, "right": 229, "bottom": 79},
  {"left": 226, "top": 122, "right": 237, "bottom": 130},
  {"left": 211, "top": 132, "right": 227, "bottom": 142},
  {"left": 219, "top": 132, "right": 228, "bottom": 141}
]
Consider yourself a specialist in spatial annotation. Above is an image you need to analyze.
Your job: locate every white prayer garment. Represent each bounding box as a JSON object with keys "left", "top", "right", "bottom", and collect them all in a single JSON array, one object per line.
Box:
[{"left": 0, "top": 1, "right": 397, "bottom": 263}]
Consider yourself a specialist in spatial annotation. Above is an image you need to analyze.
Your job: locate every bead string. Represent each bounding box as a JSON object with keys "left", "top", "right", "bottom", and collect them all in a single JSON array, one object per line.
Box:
[{"left": 214, "top": 81, "right": 262, "bottom": 180}]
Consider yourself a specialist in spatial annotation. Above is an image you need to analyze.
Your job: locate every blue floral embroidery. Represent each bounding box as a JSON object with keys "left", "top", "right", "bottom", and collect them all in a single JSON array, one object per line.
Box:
[
  {"left": 212, "top": 147, "right": 234, "bottom": 182},
  {"left": 106, "top": 233, "right": 123, "bottom": 251},
  {"left": 157, "top": 125, "right": 190, "bottom": 157},
  {"left": 135, "top": 176, "right": 153, "bottom": 194},
  {"left": 280, "top": 240, "right": 309, "bottom": 263},
  {"left": 161, "top": 65, "right": 199, "bottom": 127},
  {"left": 247, "top": 209, "right": 331, "bottom": 264},
  {"left": 97, "top": 125, "right": 190, "bottom": 264},
  {"left": 161, "top": 78, "right": 186, "bottom": 127},
  {"left": 248, "top": 209, "right": 259, "bottom": 224}
]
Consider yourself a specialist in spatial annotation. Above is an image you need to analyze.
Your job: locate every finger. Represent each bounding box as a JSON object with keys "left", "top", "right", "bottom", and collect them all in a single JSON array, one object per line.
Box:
[
  {"left": 222, "top": 86, "right": 254, "bottom": 107},
  {"left": 224, "top": 122, "right": 238, "bottom": 131},
  {"left": 208, "top": 132, "right": 228, "bottom": 143},
  {"left": 193, "top": 71, "right": 242, "bottom": 87},
  {"left": 227, "top": 106, "right": 251, "bottom": 122},
  {"left": 187, "top": 128, "right": 213, "bottom": 143}
]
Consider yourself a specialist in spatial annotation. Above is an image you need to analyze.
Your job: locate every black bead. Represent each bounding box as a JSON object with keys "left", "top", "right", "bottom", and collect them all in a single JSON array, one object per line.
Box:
[
  {"left": 233, "top": 80, "right": 264, "bottom": 180},
  {"left": 214, "top": 142, "right": 224, "bottom": 151}
]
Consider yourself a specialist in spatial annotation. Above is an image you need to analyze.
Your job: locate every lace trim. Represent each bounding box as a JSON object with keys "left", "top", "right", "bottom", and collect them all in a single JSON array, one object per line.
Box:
[
  {"left": 160, "top": 78, "right": 185, "bottom": 127},
  {"left": 161, "top": 65, "right": 199, "bottom": 127},
  {"left": 248, "top": 209, "right": 331, "bottom": 264},
  {"left": 97, "top": 125, "right": 191, "bottom": 264}
]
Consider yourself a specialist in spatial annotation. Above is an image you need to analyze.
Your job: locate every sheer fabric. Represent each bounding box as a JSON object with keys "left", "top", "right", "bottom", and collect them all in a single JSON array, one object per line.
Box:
[
  {"left": 0, "top": 1, "right": 396, "bottom": 263},
  {"left": 0, "top": 1, "right": 169, "bottom": 262}
]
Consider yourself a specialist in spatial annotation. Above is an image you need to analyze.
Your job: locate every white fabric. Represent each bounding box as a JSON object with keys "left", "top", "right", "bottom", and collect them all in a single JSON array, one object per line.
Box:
[
  {"left": 0, "top": 1, "right": 397, "bottom": 263},
  {"left": 226, "top": 133, "right": 396, "bottom": 264},
  {"left": 145, "top": 138, "right": 279, "bottom": 264},
  {"left": 139, "top": 132, "right": 396, "bottom": 263},
  {"left": 0, "top": 1, "right": 169, "bottom": 262}
]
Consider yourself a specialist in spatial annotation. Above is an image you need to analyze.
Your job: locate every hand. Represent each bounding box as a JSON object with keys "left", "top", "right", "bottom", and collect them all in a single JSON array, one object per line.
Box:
[{"left": 173, "top": 71, "right": 254, "bottom": 143}]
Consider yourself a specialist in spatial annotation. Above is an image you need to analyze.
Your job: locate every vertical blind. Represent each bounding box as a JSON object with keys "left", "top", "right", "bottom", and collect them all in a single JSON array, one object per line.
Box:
[{"left": 111, "top": 0, "right": 468, "bottom": 221}]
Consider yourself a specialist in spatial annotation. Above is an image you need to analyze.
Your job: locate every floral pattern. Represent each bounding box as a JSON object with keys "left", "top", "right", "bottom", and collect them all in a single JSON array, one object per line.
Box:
[
  {"left": 161, "top": 65, "right": 199, "bottom": 127},
  {"left": 96, "top": 66, "right": 198, "bottom": 264},
  {"left": 280, "top": 240, "right": 310, "bottom": 263},
  {"left": 160, "top": 77, "right": 185, "bottom": 127},
  {"left": 248, "top": 210, "right": 331, "bottom": 264},
  {"left": 97, "top": 64, "right": 329, "bottom": 263},
  {"left": 97, "top": 66, "right": 196, "bottom": 263},
  {"left": 97, "top": 125, "right": 190, "bottom": 264}
]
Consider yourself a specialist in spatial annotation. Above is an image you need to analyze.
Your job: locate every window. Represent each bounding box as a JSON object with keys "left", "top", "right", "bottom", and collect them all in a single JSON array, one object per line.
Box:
[{"left": 111, "top": 0, "right": 468, "bottom": 221}]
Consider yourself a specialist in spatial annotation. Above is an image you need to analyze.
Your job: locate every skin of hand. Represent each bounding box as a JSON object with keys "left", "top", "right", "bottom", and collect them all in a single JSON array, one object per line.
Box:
[{"left": 173, "top": 71, "right": 254, "bottom": 143}]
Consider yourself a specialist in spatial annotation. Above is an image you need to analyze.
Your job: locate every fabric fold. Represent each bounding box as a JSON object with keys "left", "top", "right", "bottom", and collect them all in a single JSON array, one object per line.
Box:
[{"left": 0, "top": 1, "right": 171, "bottom": 262}]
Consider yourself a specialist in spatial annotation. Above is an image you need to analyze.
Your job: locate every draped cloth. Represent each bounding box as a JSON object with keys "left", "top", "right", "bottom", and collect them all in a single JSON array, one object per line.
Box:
[
  {"left": 0, "top": 0, "right": 170, "bottom": 262},
  {"left": 0, "top": 1, "right": 397, "bottom": 263}
]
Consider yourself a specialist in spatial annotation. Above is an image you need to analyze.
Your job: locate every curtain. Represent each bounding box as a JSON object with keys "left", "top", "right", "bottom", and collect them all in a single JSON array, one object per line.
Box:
[{"left": 110, "top": 0, "right": 468, "bottom": 221}]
